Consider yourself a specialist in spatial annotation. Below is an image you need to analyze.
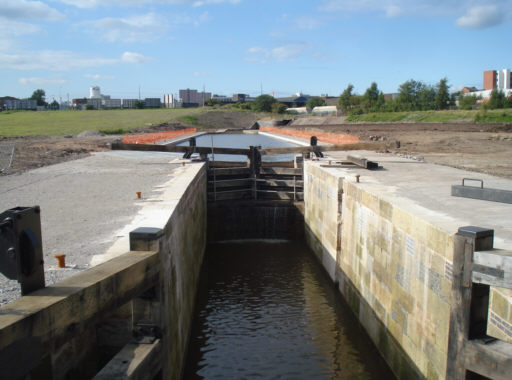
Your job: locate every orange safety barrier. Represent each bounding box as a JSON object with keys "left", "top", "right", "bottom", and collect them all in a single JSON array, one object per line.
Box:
[
  {"left": 122, "top": 128, "right": 197, "bottom": 144},
  {"left": 260, "top": 126, "right": 359, "bottom": 145}
]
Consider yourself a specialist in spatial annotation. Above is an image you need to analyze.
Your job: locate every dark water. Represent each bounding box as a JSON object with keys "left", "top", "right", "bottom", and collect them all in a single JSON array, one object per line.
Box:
[
  {"left": 184, "top": 241, "right": 395, "bottom": 379},
  {"left": 178, "top": 133, "right": 298, "bottom": 162}
]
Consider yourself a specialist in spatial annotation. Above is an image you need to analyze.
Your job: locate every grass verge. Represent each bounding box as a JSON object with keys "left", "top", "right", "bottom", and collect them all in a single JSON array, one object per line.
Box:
[
  {"left": 0, "top": 108, "right": 202, "bottom": 137},
  {"left": 345, "top": 109, "right": 512, "bottom": 123}
]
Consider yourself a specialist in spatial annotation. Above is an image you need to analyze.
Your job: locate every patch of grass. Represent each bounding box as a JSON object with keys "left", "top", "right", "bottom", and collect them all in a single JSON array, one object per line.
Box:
[
  {"left": 99, "top": 128, "right": 128, "bottom": 135},
  {"left": 0, "top": 108, "right": 203, "bottom": 137},
  {"left": 346, "top": 112, "right": 409, "bottom": 122},
  {"left": 345, "top": 109, "right": 480, "bottom": 123},
  {"left": 177, "top": 114, "right": 200, "bottom": 126},
  {"left": 474, "top": 109, "right": 512, "bottom": 123}
]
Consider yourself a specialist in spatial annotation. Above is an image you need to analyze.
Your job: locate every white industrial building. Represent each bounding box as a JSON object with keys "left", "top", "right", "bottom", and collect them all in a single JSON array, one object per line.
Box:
[
  {"left": 164, "top": 94, "right": 181, "bottom": 108},
  {"left": 90, "top": 86, "right": 101, "bottom": 99},
  {"left": 463, "top": 68, "right": 512, "bottom": 99}
]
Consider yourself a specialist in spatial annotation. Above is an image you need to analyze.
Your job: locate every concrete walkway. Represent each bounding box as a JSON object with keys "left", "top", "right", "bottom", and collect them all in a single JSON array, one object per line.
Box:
[
  {"left": 320, "top": 150, "right": 512, "bottom": 248},
  {"left": 0, "top": 151, "right": 183, "bottom": 304}
]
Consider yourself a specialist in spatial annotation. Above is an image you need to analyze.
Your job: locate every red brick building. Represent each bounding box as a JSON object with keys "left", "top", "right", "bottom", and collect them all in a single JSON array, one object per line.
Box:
[{"left": 483, "top": 70, "right": 497, "bottom": 90}]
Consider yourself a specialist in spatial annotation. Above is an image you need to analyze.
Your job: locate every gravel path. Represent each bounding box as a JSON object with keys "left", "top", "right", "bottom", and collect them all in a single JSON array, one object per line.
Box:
[{"left": 0, "top": 151, "right": 182, "bottom": 305}]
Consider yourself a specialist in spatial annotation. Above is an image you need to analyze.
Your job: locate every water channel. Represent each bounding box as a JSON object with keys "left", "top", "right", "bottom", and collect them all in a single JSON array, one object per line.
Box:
[
  {"left": 184, "top": 241, "right": 395, "bottom": 379},
  {"left": 177, "top": 133, "right": 300, "bottom": 161}
]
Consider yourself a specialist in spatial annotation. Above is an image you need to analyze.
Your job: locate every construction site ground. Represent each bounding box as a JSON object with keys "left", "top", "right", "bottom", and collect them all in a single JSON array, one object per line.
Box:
[
  {"left": 1, "top": 121, "right": 511, "bottom": 178},
  {"left": 1, "top": 118, "right": 511, "bottom": 304}
]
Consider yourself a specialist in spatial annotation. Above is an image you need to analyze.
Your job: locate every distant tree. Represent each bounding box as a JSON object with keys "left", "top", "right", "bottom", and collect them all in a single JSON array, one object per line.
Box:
[
  {"left": 306, "top": 96, "right": 325, "bottom": 109},
  {"left": 30, "top": 89, "right": 47, "bottom": 106},
  {"left": 435, "top": 78, "right": 450, "bottom": 110},
  {"left": 252, "top": 94, "right": 276, "bottom": 112},
  {"left": 85, "top": 104, "right": 95, "bottom": 110},
  {"left": 205, "top": 98, "right": 221, "bottom": 107},
  {"left": 271, "top": 102, "right": 287, "bottom": 114},
  {"left": 338, "top": 84, "right": 355, "bottom": 114},
  {"left": 396, "top": 79, "right": 436, "bottom": 111},
  {"left": 459, "top": 94, "right": 478, "bottom": 110},
  {"left": 488, "top": 89, "right": 508, "bottom": 109},
  {"left": 233, "top": 102, "right": 252, "bottom": 110},
  {"left": 417, "top": 83, "right": 436, "bottom": 110},
  {"left": 49, "top": 100, "right": 59, "bottom": 110},
  {"left": 134, "top": 100, "right": 145, "bottom": 109},
  {"left": 362, "top": 82, "right": 384, "bottom": 112}
]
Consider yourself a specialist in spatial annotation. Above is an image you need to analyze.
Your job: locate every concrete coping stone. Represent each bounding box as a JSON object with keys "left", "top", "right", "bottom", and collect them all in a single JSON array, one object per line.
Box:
[
  {"left": 129, "top": 227, "right": 164, "bottom": 241},
  {"left": 458, "top": 226, "right": 495, "bottom": 239}
]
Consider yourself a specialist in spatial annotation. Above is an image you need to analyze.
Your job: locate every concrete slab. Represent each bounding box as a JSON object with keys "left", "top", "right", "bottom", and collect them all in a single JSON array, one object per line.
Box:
[
  {"left": 317, "top": 150, "right": 512, "bottom": 249},
  {"left": 0, "top": 151, "right": 183, "bottom": 304}
]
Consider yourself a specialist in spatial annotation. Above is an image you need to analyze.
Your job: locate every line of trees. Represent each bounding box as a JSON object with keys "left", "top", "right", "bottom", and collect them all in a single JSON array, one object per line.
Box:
[
  {"left": 338, "top": 79, "right": 512, "bottom": 115},
  {"left": 338, "top": 78, "right": 452, "bottom": 115}
]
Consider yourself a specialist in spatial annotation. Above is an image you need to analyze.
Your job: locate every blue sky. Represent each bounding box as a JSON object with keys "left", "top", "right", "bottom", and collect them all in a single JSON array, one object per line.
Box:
[{"left": 1, "top": 0, "right": 511, "bottom": 102}]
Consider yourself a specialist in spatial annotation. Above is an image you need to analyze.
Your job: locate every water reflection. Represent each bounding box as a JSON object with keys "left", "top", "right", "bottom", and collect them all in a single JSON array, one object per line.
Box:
[{"left": 184, "top": 241, "right": 395, "bottom": 379}]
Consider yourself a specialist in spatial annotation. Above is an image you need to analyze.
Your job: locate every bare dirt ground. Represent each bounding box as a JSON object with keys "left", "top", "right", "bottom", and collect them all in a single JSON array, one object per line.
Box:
[
  {"left": 291, "top": 122, "right": 512, "bottom": 179},
  {"left": 0, "top": 120, "right": 190, "bottom": 175},
  {"left": 1, "top": 119, "right": 511, "bottom": 179}
]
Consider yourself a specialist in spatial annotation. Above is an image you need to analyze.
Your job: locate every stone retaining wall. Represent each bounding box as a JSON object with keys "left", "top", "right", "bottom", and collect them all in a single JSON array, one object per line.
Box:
[{"left": 304, "top": 161, "right": 454, "bottom": 379}]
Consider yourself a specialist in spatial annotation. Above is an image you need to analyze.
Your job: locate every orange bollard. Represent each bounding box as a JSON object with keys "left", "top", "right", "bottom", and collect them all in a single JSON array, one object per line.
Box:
[
  {"left": 136, "top": 191, "right": 142, "bottom": 199},
  {"left": 54, "top": 254, "right": 66, "bottom": 268}
]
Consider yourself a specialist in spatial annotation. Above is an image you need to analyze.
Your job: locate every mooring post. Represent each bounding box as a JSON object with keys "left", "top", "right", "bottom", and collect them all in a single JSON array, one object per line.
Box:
[
  {"left": 248, "top": 146, "right": 262, "bottom": 200},
  {"left": 128, "top": 227, "right": 165, "bottom": 359},
  {"left": 447, "top": 226, "right": 495, "bottom": 379},
  {"left": 310, "top": 136, "right": 324, "bottom": 158}
]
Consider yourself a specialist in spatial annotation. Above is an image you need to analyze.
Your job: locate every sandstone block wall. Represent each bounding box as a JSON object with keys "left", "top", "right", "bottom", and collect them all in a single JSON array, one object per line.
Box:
[{"left": 304, "top": 161, "right": 455, "bottom": 379}]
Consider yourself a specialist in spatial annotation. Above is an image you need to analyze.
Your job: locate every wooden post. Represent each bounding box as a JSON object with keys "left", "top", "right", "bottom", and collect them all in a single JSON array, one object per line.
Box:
[
  {"left": 446, "top": 226, "right": 495, "bottom": 379},
  {"left": 248, "top": 146, "right": 262, "bottom": 200}
]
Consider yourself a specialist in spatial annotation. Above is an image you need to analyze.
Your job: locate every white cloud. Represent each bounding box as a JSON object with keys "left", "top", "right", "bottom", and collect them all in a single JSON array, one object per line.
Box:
[
  {"left": 385, "top": 5, "right": 402, "bottom": 18},
  {"left": 0, "top": 50, "right": 150, "bottom": 71},
  {"left": 246, "top": 43, "right": 307, "bottom": 63},
  {"left": 0, "top": 20, "right": 41, "bottom": 36},
  {"left": 0, "top": 0, "right": 64, "bottom": 20},
  {"left": 121, "top": 51, "right": 151, "bottom": 63},
  {"left": 85, "top": 74, "right": 114, "bottom": 80},
  {"left": 271, "top": 44, "right": 306, "bottom": 61},
  {"left": 57, "top": 0, "right": 240, "bottom": 8},
  {"left": 293, "top": 16, "right": 323, "bottom": 30},
  {"left": 85, "top": 11, "right": 209, "bottom": 43},
  {"left": 193, "top": 0, "right": 240, "bottom": 7},
  {"left": 19, "top": 77, "right": 67, "bottom": 85},
  {"left": 456, "top": 5, "right": 504, "bottom": 29},
  {"left": 319, "top": 0, "right": 511, "bottom": 29},
  {"left": 87, "top": 13, "right": 165, "bottom": 43}
]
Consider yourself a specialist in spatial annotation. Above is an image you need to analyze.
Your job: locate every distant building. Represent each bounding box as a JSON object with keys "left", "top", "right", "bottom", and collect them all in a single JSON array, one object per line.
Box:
[
  {"left": 462, "top": 69, "right": 512, "bottom": 100},
  {"left": 144, "top": 98, "right": 161, "bottom": 108},
  {"left": 179, "top": 89, "right": 211, "bottom": 107},
  {"left": 286, "top": 107, "right": 309, "bottom": 115},
  {"left": 483, "top": 69, "right": 511, "bottom": 91},
  {"left": 232, "top": 94, "right": 248, "bottom": 103},
  {"left": 312, "top": 106, "right": 338, "bottom": 116},
  {"left": 212, "top": 95, "right": 232, "bottom": 104},
  {"left": 90, "top": 86, "right": 101, "bottom": 99},
  {"left": 276, "top": 93, "right": 310, "bottom": 107},
  {"left": 320, "top": 96, "right": 340, "bottom": 106},
  {"left": 87, "top": 98, "right": 102, "bottom": 109},
  {"left": 164, "top": 94, "right": 181, "bottom": 108},
  {"left": 383, "top": 93, "right": 399, "bottom": 101},
  {"left": 0, "top": 96, "right": 19, "bottom": 110},
  {"left": 461, "top": 87, "right": 478, "bottom": 94},
  {"left": 103, "top": 99, "right": 122, "bottom": 109},
  {"left": 72, "top": 98, "right": 88, "bottom": 109},
  {"left": 3, "top": 98, "right": 37, "bottom": 110},
  {"left": 123, "top": 99, "right": 138, "bottom": 108}
]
